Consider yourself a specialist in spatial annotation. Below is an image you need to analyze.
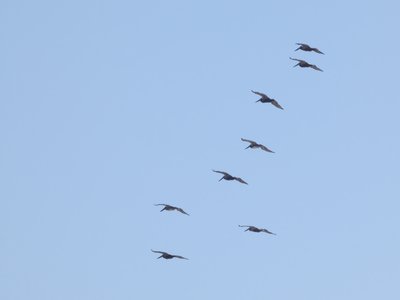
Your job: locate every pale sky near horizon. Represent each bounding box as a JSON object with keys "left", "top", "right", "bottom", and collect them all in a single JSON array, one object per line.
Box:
[{"left": 1, "top": 1, "right": 400, "bottom": 299}]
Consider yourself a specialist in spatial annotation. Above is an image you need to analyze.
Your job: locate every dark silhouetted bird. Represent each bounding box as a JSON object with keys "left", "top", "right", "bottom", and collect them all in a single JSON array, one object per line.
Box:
[
  {"left": 251, "top": 90, "right": 284, "bottom": 110},
  {"left": 239, "top": 225, "right": 276, "bottom": 235},
  {"left": 154, "top": 204, "right": 189, "bottom": 215},
  {"left": 290, "top": 57, "right": 323, "bottom": 72},
  {"left": 241, "top": 138, "right": 274, "bottom": 153},
  {"left": 212, "top": 170, "right": 248, "bottom": 185},
  {"left": 151, "top": 249, "right": 188, "bottom": 260},
  {"left": 295, "top": 43, "right": 324, "bottom": 54}
]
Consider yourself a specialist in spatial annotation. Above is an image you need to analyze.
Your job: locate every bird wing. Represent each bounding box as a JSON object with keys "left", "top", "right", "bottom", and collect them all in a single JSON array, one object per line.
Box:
[
  {"left": 172, "top": 255, "right": 189, "bottom": 260},
  {"left": 238, "top": 225, "right": 251, "bottom": 228},
  {"left": 251, "top": 90, "right": 267, "bottom": 98},
  {"left": 234, "top": 177, "right": 248, "bottom": 185},
  {"left": 261, "top": 229, "right": 276, "bottom": 235},
  {"left": 271, "top": 100, "right": 284, "bottom": 110},
  {"left": 213, "top": 170, "right": 229, "bottom": 176},
  {"left": 312, "top": 48, "right": 324, "bottom": 54},
  {"left": 176, "top": 208, "right": 189, "bottom": 216},
  {"left": 310, "top": 64, "right": 323, "bottom": 72},
  {"left": 151, "top": 249, "right": 167, "bottom": 255},
  {"left": 260, "top": 144, "right": 274, "bottom": 153},
  {"left": 241, "top": 138, "right": 256, "bottom": 144},
  {"left": 289, "top": 57, "right": 303, "bottom": 63},
  {"left": 296, "top": 42, "right": 308, "bottom": 46},
  {"left": 154, "top": 203, "right": 168, "bottom": 207}
]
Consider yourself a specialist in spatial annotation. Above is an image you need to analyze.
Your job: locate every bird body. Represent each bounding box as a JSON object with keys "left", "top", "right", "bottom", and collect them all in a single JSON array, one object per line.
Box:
[
  {"left": 251, "top": 90, "right": 284, "bottom": 109},
  {"left": 241, "top": 138, "right": 274, "bottom": 153},
  {"left": 295, "top": 43, "right": 324, "bottom": 54},
  {"left": 151, "top": 249, "right": 188, "bottom": 260},
  {"left": 239, "top": 225, "right": 276, "bottom": 235},
  {"left": 290, "top": 57, "right": 323, "bottom": 72},
  {"left": 212, "top": 170, "right": 248, "bottom": 185},
  {"left": 154, "top": 204, "right": 189, "bottom": 216}
]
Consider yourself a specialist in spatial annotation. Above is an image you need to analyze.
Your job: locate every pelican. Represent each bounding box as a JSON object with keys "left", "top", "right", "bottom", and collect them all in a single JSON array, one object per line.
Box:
[
  {"left": 212, "top": 170, "right": 248, "bottom": 185},
  {"left": 151, "top": 249, "right": 188, "bottom": 260},
  {"left": 239, "top": 225, "right": 276, "bottom": 235},
  {"left": 154, "top": 204, "right": 189, "bottom": 216},
  {"left": 295, "top": 43, "right": 324, "bottom": 54},
  {"left": 290, "top": 57, "right": 323, "bottom": 72},
  {"left": 251, "top": 90, "right": 284, "bottom": 110},
  {"left": 241, "top": 138, "right": 274, "bottom": 153}
]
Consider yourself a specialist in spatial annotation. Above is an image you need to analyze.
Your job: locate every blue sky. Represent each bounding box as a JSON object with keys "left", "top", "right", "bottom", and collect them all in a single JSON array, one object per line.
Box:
[{"left": 1, "top": 1, "right": 399, "bottom": 299}]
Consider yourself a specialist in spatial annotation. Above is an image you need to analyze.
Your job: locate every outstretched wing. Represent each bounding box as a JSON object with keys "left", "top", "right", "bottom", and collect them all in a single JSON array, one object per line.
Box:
[
  {"left": 241, "top": 138, "right": 257, "bottom": 144},
  {"left": 151, "top": 249, "right": 167, "bottom": 255},
  {"left": 261, "top": 229, "right": 276, "bottom": 235},
  {"left": 172, "top": 255, "right": 189, "bottom": 260},
  {"left": 251, "top": 90, "right": 267, "bottom": 98},
  {"left": 289, "top": 57, "right": 303, "bottom": 63},
  {"left": 312, "top": 47, "right": 324, "bottom": 54},
  {"left": 271, "top": 100, "right": 284, "bottom": 110},
  {"left": 296, "top": 42, "right": 309, "bottom": 47},
  {"left": 176, "top": 207, "right": 190, "bottom": 216},
  {"left": 260, "top": 144, "right": 274, "bottom": 153},
  {"left": 213, "top": 170, "right": 229, "bottom": 176},
  {"left": 238, "top": 225, "right": 251, "bottom": 228},
  {"left": 154, "top": 203, "right": 168, "bottom": 207},
  {"left": 234, "top": 177, "right": 248, "bottom": 185},
  {"left": 310, "top": 64, "right": 323, "bottom": 72}
]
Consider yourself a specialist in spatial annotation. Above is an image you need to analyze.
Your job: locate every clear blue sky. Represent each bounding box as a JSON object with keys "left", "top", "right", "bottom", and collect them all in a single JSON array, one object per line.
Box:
[{"left": 1, "top": 1, "right": 399, "bottom": 299}]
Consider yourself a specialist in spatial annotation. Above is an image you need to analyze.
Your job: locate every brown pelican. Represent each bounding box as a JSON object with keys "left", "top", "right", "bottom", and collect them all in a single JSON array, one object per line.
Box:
[
  {"left": 290, "top": 57, "right": 323, "bottom": 72},
  {"left": 151, "top": 249, "right": 188, "bottom": 260},
  {"left": 212, "top": 170, "right": 248, "bottom": 185},
  {"left": 154, "top": 204, "right": 189, "bottom": 216},
  {"left": 241, "top": 138, "right": 274, "bottom": 153},
  {"left": 295, "top": 43, "right": 324, "bottom": 54},
  {"left": 251, "top": 90, "right": 284, "bottom": 110},
  {"left": 239, "top": 225, "right": 276, "bottom": 235}
]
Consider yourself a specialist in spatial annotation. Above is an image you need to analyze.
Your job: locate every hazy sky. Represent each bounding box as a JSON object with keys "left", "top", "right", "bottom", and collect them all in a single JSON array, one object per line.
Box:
[{"left": 1, "top": 1, "right": 399, "bottom": 299}]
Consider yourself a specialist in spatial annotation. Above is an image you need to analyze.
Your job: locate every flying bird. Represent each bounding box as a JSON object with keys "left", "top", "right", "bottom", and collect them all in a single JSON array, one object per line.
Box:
[
  {"left": 241, "top": 138, "right": 274, "bottom": 153},
  {"left": 290, "top": 57, "right": 323, "bottom": 72},
  {"left": 251, "top": 90, "right": 284, "bottom": 110},
  {"left": 151, "top": 249, "right": 189, "bottom": 260},
  {"left": 239, "top": 225, "right": 276, "bottom": 235},
  {"left": 212, "top": 170, "right": 248, "bottom": 185},
  {"left": 154, "top": 204, "right": 189, "bottom": 216},
  {"left": 295, "top": 43, "right": 324, "bottom": 54}
]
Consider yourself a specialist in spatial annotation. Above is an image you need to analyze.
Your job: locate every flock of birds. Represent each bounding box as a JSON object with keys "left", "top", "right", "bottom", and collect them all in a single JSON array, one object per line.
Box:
[{"left": 151, "top": 42, "right": 324, "bottom": 260}]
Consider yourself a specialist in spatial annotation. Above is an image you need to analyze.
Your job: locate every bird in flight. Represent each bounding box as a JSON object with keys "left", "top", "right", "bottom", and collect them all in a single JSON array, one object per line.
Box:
[
  {"left": 251, "top": 90, "right": 284, "bottom": 110},
  {"left": 241, "top": 138, "right": 274, "bottom": 153},
  {"left": 239, "top": 225, "right": 276, "bottom": 235},
  {"left": 154, "top": 204, "right": 189, "bottom": 216},
  {"left": 151, "top": 249, "right": 189, "bottom": 260},
  {"left": 290, "top": 57, "right": 323, "bottom": 72},
  {"left": 295, "top": 43, "right": 324, "bottom": 54},
  {"left": 212, "top": 170, "right": 248, "bottom": 185}
]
